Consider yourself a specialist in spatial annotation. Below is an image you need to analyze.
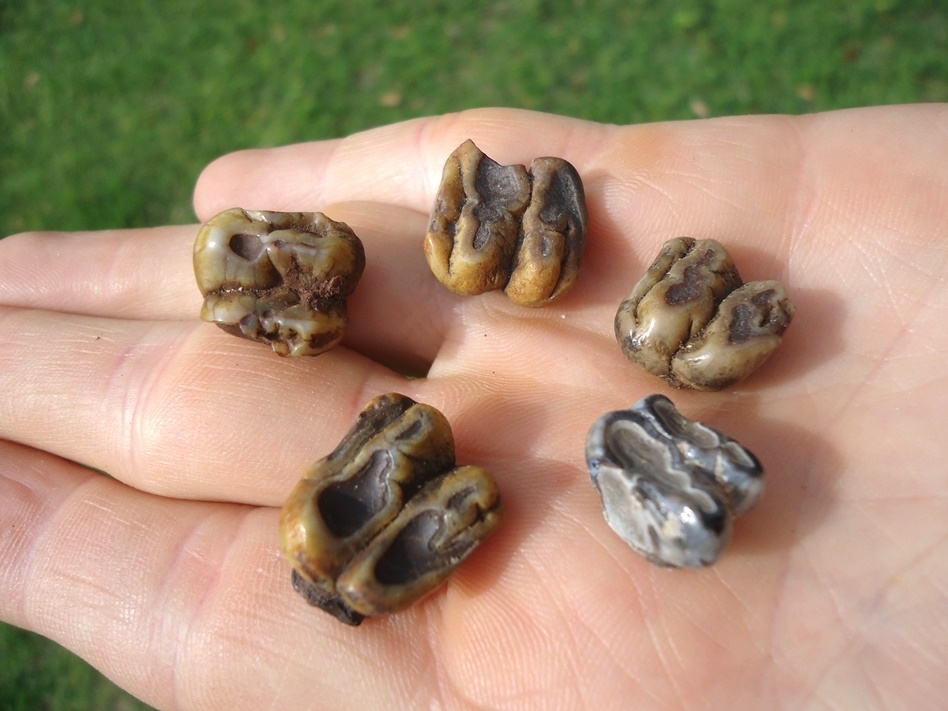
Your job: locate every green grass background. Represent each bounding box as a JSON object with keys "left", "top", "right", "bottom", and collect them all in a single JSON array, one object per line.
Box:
[{"left": 1, "top": 0, "right": 945, "bottom": 708}]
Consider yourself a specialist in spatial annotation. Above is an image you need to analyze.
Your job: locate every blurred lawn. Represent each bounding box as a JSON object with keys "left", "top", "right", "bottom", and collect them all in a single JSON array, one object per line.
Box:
[
  {"left": 0, "top": 0, "right": 945, "bottom": 708},
  {"left": 2, "top": 0, "right": 946, "bottom": 237}
]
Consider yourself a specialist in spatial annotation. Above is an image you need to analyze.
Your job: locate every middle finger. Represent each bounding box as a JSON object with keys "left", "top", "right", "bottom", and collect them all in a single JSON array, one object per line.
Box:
[{"left": 0, "top": 203, "right": 450, "bottom": 372}]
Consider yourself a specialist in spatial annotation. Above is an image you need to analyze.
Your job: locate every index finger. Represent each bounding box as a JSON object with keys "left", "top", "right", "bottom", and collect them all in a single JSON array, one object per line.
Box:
[
  {"left": 193, "top": 108, "right": 604, "bottom": 221},
  {"left": 191, "top": 107, "right": 807, "bottom": 283}
]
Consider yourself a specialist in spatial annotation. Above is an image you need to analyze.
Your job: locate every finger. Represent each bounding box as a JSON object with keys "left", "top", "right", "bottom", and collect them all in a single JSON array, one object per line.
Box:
[
  {"left": 0, "top": 226, "right": 197, "bottom": 319},
  {"left": 0, "top": 434, "right": 654, "bottom": 710},
  {"left": 194, "top": 105, "right": 948, "bottom": 283},
  {"left": 193, "top": 108, "right": 601, "bottom": 221},
  {"left": 0, "top": 204, "right": 450, "bottom": 371},
  {"left": 0, "top": 440, "right": 450, "bottom": 710},
  {"left": 0, "top": 298, "right": 616, "bottom": 506},
  {"left": 0, "top": 306, "right": 412, "bottom": 504},
  {"left": 193, "top": 107, "right": 807, "bottom": 257},
  {"left": 193, "top": 107, "right": 812, "bottom": 314}
]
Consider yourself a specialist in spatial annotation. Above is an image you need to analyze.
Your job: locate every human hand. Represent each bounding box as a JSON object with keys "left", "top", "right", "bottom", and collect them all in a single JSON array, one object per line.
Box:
[{"left": 1, "top": 105, "right": 945, "bottom": 709}]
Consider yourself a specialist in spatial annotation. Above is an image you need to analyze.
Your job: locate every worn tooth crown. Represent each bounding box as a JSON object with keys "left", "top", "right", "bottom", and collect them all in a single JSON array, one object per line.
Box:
[
  {"left": 193, "top": 208, "right": 365, "bottom": 356},
  {"left": 425, "top": 139, "right": 587, "bottom": 308},
  {"left": 614, "top": 237, "right": 794, "bottom": 390},
  {"left": 586, "top": 394, "right": 764, "bottom": 568},
  {"left": 279, "top": 393, "right": 504, "bottom": 626}
]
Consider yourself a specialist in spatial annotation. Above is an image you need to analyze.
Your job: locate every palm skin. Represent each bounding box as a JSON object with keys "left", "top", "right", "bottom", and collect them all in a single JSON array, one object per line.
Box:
[{"left": 0, "top": 105, "right": 945, "bottom": 710}]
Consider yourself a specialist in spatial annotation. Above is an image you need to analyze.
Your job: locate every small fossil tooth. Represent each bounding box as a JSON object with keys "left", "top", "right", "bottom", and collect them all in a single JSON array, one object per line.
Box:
[
  {"left": 586, "top": 394, "right": 764, "bottom": 568},
  {"left": 193, "top": 208, "right": 365, "bottom": 356},
  {"left": 425, "top": 140, "right": 587, "bottom": 308},
  {"left": 614, "top": 237, "right": 794, "bottom": 390}
]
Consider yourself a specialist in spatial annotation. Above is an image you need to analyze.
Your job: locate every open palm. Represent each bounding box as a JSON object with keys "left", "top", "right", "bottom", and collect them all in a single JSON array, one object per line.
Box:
[{"left": 1, "top": 105, "right": 945, "bottom": 709}]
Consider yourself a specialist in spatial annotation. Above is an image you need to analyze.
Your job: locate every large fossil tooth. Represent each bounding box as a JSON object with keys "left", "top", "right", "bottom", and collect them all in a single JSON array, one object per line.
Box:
[{"left": 279, "top": 393, "right": 504, "bottom": 625}]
